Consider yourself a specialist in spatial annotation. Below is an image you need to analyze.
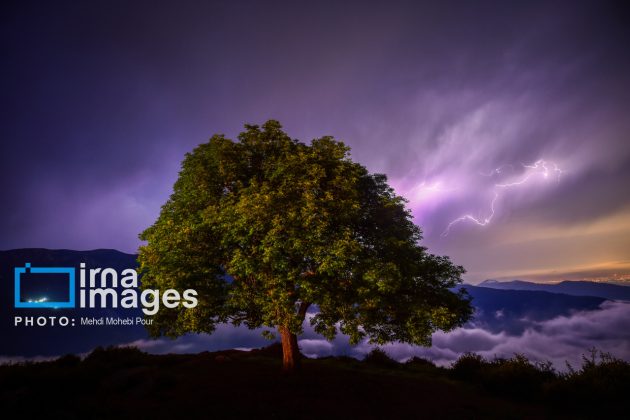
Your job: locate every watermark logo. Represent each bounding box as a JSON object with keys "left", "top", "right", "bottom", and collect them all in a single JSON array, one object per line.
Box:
[{"left": 13, "top": 262, "right": 197, "bottom": 315}]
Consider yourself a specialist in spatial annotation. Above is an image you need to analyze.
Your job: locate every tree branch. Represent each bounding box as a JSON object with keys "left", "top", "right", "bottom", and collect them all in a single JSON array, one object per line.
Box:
[{"left": 297, "top": 300, "right": 310, "bottom": 321}]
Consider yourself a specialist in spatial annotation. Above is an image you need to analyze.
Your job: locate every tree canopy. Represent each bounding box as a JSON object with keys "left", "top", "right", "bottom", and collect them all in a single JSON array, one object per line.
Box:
[{"left": 138, "top": 120, "right": 472, "bottom": 370}]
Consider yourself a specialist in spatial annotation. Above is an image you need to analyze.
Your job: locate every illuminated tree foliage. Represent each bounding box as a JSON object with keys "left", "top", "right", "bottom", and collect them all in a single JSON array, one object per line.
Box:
[{"left": 139, "top": 120, "right": 472, "bottom": 370}]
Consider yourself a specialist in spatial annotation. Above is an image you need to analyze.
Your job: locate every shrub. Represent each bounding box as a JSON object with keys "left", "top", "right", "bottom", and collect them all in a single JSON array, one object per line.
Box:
[
  {"left": 404, "top": 356, "right": 439, "bottom": 375},
  {"left": 485, "top": 354, "right": 555, "bottom": 399},
  {"left": 363, "top": 348, "right": 398, "bottom": 368},
  {"left": 451, "top": 352, "right": 487, "bottom": 381},
  {"left": 405, "top": 356, "right": 436, "bottom": 368},
  {"left": 451, "top": 353, "right": 556, "bottom": 400},
  {"left": 549, "top": 349, "right": 630, "bottom": 412}
]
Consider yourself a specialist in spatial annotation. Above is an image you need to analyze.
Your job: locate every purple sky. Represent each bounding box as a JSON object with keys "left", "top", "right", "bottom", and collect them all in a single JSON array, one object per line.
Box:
[{"left": 2, "top": 0, "right": 629, "bottom": 283}]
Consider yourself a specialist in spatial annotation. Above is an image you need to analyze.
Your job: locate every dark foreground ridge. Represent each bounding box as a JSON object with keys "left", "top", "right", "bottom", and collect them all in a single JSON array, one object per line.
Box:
[{"left": 1, "top": 345, "right": 628, "bottom": 419}]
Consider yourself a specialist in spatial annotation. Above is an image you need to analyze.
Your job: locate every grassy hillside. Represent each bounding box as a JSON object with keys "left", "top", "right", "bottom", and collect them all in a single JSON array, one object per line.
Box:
[{"left": 1, "top": 345, "right": 627, "bottom": 419}]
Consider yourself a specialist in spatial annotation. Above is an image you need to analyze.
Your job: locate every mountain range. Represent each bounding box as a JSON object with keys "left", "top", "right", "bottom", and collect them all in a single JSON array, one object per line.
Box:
[{"left": 478, "top": 279, "right": 630, "bottom": 301}]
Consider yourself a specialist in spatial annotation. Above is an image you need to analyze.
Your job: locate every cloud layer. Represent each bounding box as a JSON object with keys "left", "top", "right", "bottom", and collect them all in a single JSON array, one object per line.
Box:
[{"left": 122, "top": 301, "right": 630, "bottom": 371}]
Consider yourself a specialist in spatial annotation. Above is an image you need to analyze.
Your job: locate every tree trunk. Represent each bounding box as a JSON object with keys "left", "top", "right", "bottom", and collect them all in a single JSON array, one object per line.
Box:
[{"left": 279, "top": 325, "right": 300, "bottom": 371}]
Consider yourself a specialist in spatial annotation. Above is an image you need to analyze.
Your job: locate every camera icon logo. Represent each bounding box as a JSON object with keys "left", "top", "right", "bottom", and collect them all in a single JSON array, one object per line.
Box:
[{"left": 14, "top": 263, "right": 76, "bottom": 308}]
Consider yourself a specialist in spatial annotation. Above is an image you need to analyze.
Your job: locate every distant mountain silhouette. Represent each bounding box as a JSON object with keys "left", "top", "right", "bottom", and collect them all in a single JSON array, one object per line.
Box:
[
  {"left": 479, "top": 279, "right": 630, "bottom": 301},
  {"left": 461, "top": 285, "right": 606, "bottom": 334}
]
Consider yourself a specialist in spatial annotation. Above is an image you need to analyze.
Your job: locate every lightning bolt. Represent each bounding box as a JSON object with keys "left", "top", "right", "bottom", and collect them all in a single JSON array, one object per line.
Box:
[
  {"left": 479, "top": 164, "right": 514, "bottom": 177},
  {"left": 441, "top": 192, "right": 499, "bottom": 236},
  {"left": 441, "top": 160, "right": 563, "bottom": 237},
  {"left": 496, "top": 160, "right": 562, "bottom": 187}
]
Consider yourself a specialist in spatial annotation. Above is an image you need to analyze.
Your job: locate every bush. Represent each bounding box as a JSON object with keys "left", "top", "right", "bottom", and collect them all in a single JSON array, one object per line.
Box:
[
  {"left": 486, "top": 354, "right": 555, "bottom": 398},
  {"left": 405, "top": 356, "right": 436, "bottom": 368},
  {"left": 363, "top": 348, "right": 398, "bottom": 368},
  {"left": 548, "top": 349, "right": 630, "bottom": 413},
  {"left": 451, "top": 353, "right": 555, "bottom": 400},
  {"left": 404, "top": 356, "right": 439, "bottom": 375},
  {"left": 451, "top": 352, "right": 487, "bottom": 381}
]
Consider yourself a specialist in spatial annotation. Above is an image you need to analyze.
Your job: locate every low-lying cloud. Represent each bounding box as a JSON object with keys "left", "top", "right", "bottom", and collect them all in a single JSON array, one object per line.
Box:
[{"left": 122, "top": 301, "right": 630, "bottom": 371}]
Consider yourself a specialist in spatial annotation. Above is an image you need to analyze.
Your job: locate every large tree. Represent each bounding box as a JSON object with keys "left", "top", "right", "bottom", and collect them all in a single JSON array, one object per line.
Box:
[{"left": 138, "top": 120, "right": 472, "bottom": 370}]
